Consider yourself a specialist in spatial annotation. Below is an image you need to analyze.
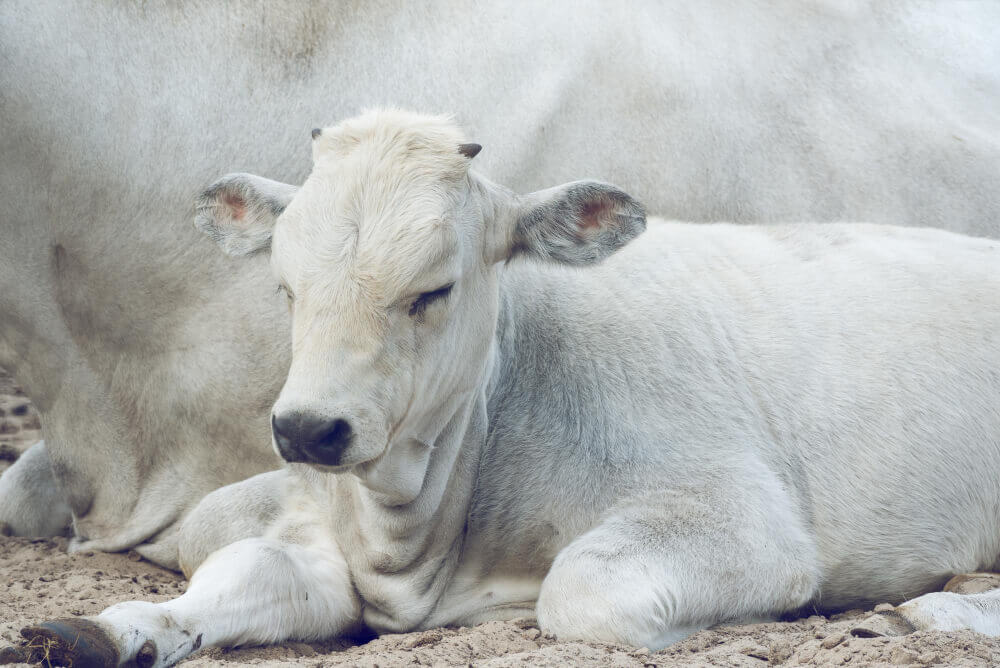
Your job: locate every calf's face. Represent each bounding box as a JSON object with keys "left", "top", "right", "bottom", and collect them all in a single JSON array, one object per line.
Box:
[{"left": 196, "top": 110, "right": 645, "bottom": 475}]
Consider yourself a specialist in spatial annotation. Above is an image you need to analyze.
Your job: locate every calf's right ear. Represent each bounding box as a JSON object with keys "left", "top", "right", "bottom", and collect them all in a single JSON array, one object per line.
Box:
[{"left": 194, "top": 173, "right": 299, "bottom": 256}]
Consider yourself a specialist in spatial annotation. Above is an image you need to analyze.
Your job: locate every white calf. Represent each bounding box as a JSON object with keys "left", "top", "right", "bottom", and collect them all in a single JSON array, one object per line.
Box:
[{"left": 17, "top": 111, "right": 1000, "bottom": 666}]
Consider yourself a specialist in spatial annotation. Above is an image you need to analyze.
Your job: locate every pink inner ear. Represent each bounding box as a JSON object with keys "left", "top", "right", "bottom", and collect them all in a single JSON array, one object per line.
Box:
[
  {"left": 579, "top": 201, "right": 606, "bottom": 231},
  {"left": 223, "top": 193, "right": 247, "bottom": 222}
]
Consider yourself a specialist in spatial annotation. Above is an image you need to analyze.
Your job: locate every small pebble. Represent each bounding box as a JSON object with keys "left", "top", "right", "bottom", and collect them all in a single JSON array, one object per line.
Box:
[
  {"left": 404, "top": 629, "right": 443, "bottom": 649},
  {"left": 888, "top": 647, "right": 919, "bottom": 665}
]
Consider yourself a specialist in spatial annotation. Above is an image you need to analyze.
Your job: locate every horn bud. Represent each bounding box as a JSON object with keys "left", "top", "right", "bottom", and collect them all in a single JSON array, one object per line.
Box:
[{"left": 458, "top": 143, "right": 482, "bottom": 159}]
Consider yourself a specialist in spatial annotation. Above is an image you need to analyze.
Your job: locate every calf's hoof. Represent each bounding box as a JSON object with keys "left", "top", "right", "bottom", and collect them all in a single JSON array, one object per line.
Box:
[
  {"left": 0, "top": 646, "right": 28, "bottom": 665},
  {"left": 850, "top": 609, "right": 917, "bottom": 638},
  {"left": 19, "top": 618, "right": 121, "bottom": 667}
]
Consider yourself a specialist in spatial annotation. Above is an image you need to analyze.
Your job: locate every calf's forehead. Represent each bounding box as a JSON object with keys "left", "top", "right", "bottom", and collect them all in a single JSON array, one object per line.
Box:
[
  {"left": 271, "top": 109, "right": 481, "bottom": 292},
  {"left": 271, "top": 171, "right": 465, "bottom": 297}
]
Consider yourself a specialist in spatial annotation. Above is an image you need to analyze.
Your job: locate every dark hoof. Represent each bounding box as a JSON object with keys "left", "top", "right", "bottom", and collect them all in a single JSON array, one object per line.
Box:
[
  {"left": 20, "top": 618, "right": 120, "bottom": 668},
  {"left": 850, "top": 610, "right": 918, "bottom": 638},
  {"left": 0, "top": 646, "right": 28, "bottom": 665}
]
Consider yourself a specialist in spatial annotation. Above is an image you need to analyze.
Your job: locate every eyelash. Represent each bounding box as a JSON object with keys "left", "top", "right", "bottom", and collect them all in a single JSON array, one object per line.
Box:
[{"left": 409, "top": 283, "right": 454, "bottom": 317}]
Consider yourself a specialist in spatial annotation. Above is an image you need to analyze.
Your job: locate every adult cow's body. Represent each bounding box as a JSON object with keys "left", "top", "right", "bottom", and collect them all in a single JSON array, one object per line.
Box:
[
  {"left": 20, "top": 111, "right": 1000, "bottom": 666},
  {"left": 2, "top": 2, "right": 1000, "bottom": 568}
]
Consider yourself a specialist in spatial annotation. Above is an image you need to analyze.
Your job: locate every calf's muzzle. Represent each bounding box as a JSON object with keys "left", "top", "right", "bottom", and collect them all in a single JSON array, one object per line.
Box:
[{"left": 271, "top": 411, "right": 354, "bottom": 466}]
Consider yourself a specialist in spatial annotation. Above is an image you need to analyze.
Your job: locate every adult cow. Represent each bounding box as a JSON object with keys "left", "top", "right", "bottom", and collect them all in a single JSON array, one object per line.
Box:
[
  {"left": 2, "top": 2, "right": 1000, "bottom": 569},
  {"left": 19, "top": 110, "right": 1000, "bottom": 667}
]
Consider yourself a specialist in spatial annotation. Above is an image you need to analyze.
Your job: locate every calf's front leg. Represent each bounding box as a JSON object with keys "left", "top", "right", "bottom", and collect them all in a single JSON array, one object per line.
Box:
[{"left": 20, "top": 534, "right": 359, "bottom": 667}]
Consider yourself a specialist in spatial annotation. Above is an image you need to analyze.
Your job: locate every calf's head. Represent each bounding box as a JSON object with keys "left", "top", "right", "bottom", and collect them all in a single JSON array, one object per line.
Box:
[{"left": 196, "top": 110, "right": 645, "bottom": 473}]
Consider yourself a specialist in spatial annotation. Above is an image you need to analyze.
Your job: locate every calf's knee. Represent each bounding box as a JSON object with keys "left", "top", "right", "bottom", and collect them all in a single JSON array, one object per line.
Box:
[
  {"left": 177, "top": 470, "right": 286, "bottom": 577},
  {"left": 537, "top": 551, "right": 695, "bottom": 649}
]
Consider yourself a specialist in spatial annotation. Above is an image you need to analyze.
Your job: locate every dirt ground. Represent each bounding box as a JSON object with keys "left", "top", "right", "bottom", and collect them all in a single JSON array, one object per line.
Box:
[
  {"left": 2, "top": 369, "right": 1000, "bottom": 666},
  {"left": 0, "top": 373, "right": 41, "bottom": 479}
]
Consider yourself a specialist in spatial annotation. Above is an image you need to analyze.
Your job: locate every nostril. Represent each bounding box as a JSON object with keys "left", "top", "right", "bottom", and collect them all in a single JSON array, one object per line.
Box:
[
  {"left": 271, "top": 413, "right": 293, "bottom": 442},
  {"left": 271, "top": 413, "right": 296, "bottom": 459},
  {"left": 317, "top": 419, "right": 353, "bottom": 451}
]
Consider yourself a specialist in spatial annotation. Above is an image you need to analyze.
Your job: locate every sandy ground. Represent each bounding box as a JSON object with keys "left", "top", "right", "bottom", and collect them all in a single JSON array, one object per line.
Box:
[
  {"left": 2, "top": 369, "right": 1000, "bottom": 666},
  {"left": 0, "top": 373, "right": 41, "bottom": 480}
]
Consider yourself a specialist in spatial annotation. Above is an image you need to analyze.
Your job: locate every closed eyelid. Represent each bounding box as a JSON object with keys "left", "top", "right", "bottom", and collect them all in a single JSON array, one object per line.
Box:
[
  {"left": 408, "top": 283, "right": 454, "bottom": 317},
  {"left": 419, "top": 283, "right": 454, "bottom": 298}
]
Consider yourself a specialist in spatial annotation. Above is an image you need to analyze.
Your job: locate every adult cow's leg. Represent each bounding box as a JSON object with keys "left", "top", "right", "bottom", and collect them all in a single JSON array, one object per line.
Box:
[
  {"left": 21, "top": 529, "right": 359, "bottom": 667},
  {"left": 176, "top": 468, "right": 289, "bottom": 577},
  {"left": 537, "top": 480, "right": 820, "bottom": 649},
  {"left": 0, "top": 440, "right": 72, "bottom": 537}
]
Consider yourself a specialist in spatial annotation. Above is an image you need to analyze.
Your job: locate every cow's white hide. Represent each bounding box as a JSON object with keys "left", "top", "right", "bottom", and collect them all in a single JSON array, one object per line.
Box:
[{"left": 18, "top": 110, "right": 1000, "bottom": 667}]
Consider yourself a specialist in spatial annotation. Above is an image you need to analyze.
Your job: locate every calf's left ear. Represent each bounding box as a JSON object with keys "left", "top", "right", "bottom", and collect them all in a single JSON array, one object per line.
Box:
[
  {"left": 502, "top": 181, "right": 646, "bottom": 265},
  {"left": 194, "top": 173, "right": 299, "bottom": 256}
]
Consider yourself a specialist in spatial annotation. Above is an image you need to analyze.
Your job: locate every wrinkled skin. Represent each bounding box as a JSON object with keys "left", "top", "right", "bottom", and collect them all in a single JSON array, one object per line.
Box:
[{"left": 2, "top": 1, "right": 1000, "bottom": 568}]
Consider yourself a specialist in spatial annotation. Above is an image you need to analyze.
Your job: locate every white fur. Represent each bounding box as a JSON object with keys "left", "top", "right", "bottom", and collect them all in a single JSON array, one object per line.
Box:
[
  {"left": 176, "top": 469, "right": 289, "bottom": 578},
  {"left": 3, "top": 2, "right": 1000, "bottom": 567},
  {"left": 0, "top": 441, "right": 71, "bottom": 537},
  {"left": 55, "top": 112, "right": 1000, "bottom": 666}
]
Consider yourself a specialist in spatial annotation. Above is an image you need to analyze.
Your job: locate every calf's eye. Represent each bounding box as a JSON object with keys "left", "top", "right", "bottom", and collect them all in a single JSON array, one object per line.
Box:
[{"left": 409, "top": 283, "right": 454, "bottom": 318}]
